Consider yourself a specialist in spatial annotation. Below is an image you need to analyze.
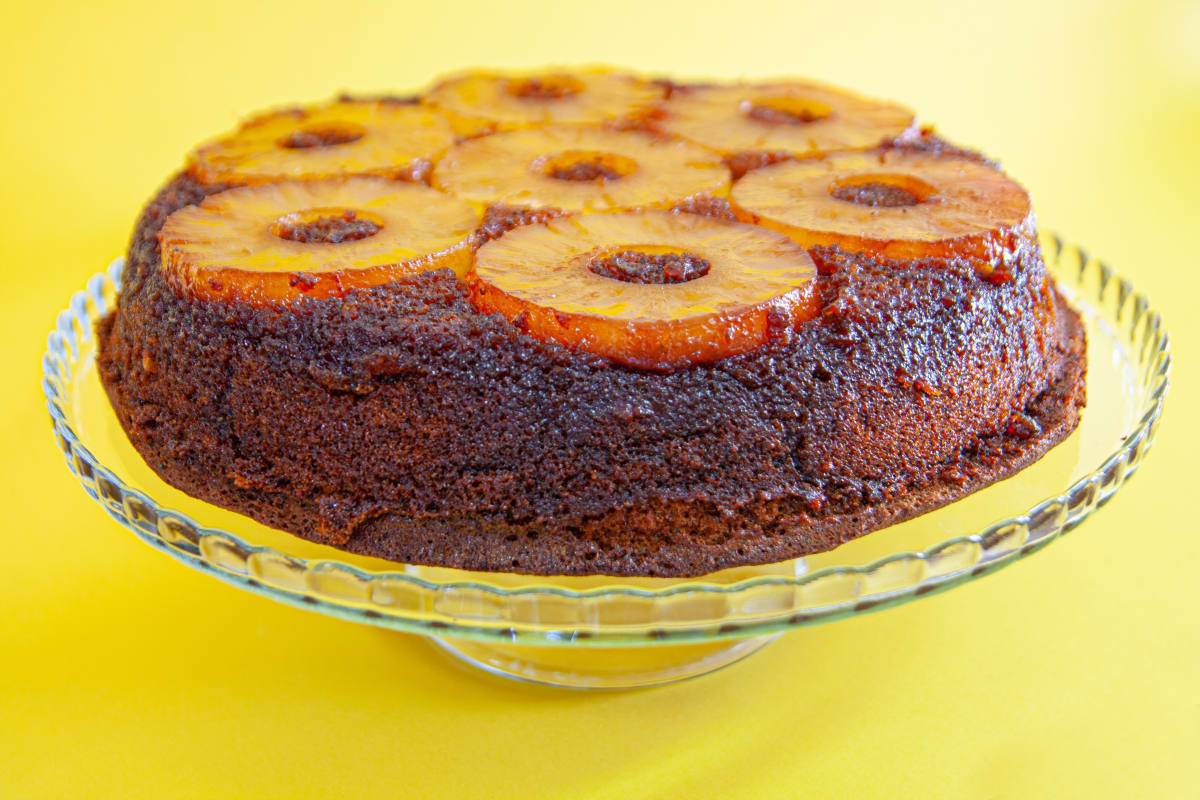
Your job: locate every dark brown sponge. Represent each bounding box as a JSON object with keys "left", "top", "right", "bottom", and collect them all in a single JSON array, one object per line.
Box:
[{"left": 98, "top": 168, "right": 1085, "bottom": 577}]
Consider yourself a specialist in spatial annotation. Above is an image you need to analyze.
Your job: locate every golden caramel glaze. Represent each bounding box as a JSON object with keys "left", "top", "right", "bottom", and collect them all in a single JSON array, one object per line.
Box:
[
  {"left": 468, "top": 212, "right": 820, "bottom": 369},
  {"left": 433, "top": 125, "right": 731, "bottom": 213},
  {"left": 159, "top": 177, "right": 479, "bottom": 305},
  {"left": 187, "top": 99, "right": 456, "bottom": 185},
  {"left": 730, "top": 150, "right": 1035, "bottom": 272},
  {"left": 423, "top": 68, "right": 664, "bottom": 135},
  {"left": 657, "top": 81, "right": 915, "bottom": 158}
]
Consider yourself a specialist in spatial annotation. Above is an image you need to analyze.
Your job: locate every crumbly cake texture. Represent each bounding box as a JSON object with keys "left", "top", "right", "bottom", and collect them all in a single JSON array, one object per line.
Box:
[{"left": 98, "top": 157, "right": 1086, "bottom": 576}]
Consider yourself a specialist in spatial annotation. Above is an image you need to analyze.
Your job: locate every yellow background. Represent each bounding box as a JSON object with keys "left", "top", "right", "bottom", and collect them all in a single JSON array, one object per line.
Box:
[{"left": 3, "top": 0, "right": 1198, "bottom": 796}]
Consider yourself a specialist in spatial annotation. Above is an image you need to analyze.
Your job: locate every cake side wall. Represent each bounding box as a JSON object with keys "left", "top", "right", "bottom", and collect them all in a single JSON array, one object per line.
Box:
[{"left": 96, "top": 172, "right": 1084, "bottom": 576}]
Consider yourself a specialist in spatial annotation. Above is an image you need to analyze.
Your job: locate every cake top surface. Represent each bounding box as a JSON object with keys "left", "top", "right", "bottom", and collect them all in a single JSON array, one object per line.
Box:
[{"left": 160, "top": 67, "right": 1033, "bottom": 370}]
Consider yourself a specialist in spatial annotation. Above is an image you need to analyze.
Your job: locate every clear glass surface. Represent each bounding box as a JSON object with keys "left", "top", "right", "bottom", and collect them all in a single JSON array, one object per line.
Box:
[{"left": 43, "top": 234, "right": 1170, "bottom": 652}]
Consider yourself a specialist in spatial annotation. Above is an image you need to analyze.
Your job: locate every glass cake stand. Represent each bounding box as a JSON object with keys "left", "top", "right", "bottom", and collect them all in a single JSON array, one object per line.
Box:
[{"left": 43, "top": 234, "right": 1171, "bottom": 689}]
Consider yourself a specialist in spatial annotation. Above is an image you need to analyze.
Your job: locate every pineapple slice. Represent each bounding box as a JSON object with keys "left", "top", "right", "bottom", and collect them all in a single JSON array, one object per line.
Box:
[
  {"left": 658, "top": 81, "right": 914, "bottom": 159},
  {"left": 159, "top": 177, "right": 479, "bottom": 304},
  {"left": 469, "top": 212, "right": 819, "bottom": 369},
  {"left": 729, "top": 150, "right": 1033, "bottom": 264},
  {"left": 433, "top": 126, "right": 730, "bottom": 213},
  {"left": 423, "top": 68, "right": 663, "bottom": 135},
  {"left": 187, "top": 99, "right": 456, "bottom": 185}
]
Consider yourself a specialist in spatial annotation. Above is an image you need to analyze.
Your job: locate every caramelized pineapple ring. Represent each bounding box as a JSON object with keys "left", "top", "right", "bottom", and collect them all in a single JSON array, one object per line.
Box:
[
  {"left": 434, "top": 126, "right": 730, "bottom": 213},
  {"left": 730, "top": 150, "right": 1034, "bottom": 263},
  {"left": 187, "top": 99, "right": 456, "bottom": 185},
  {"left": 469, "top": 212, "right": 819, "bottom": 369},
  {"left": 159, "top": 177, "right": 479, "bottom": 304},
  {"left": 659, "top": 82, "right": 914, "bottom": 158},
  {"left": 424, "top": 68, "right": 664, "bottom": 134}
]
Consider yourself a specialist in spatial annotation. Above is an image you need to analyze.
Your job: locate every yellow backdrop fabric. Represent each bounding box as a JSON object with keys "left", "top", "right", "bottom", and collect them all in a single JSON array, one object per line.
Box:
[{"left": 2, "top": 0, "right": 1198, "bottom": 796}]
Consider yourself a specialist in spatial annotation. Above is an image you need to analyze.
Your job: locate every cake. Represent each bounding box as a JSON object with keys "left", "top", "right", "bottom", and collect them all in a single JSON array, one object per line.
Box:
[{"left": 97, "top": 68, "right": 1087, "bottom": 577}]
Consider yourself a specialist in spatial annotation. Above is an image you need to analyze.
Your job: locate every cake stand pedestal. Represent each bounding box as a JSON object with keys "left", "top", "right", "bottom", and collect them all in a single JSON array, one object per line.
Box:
[{"left": 431, "top": 634, "right": 780, "bottom": 689}]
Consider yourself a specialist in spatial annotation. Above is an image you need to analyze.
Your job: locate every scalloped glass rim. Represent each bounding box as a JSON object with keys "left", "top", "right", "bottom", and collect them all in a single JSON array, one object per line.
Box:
[{"left": 43, "top": 233, "right": 1171, "bottom": 646}]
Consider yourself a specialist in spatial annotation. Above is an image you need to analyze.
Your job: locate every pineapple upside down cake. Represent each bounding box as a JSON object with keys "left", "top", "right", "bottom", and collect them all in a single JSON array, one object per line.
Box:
[{"left": 97, "top": 68, "right": 1086, "bottom": 577}]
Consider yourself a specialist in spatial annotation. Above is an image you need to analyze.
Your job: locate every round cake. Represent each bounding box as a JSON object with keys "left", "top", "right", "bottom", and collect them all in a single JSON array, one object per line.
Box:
[{"left": 97, "top": 68, "right": 1087, "bottom": 577}]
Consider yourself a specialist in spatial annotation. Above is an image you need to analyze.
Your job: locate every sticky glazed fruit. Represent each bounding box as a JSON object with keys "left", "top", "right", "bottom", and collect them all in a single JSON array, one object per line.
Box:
[
  {"left": 424, "top": 68, "right": 664, "bottom": 135},
  {"left": 468, "top": 212, "right": 820, "bottom": 369},
  {"left": 187, "top": 99, "right": 456, "bottom": 185},
  {"left": 730, "top": 150, "right": 1034, "bottom": 269},
  {"left": 159, "top": 177, "right": 479, "bottom": 304},
  {"left": 657, "top": 81, "right": 914, "bottom": 160},
  {"left": 433, "top": 125, "right": 730, "bottom": 213}
]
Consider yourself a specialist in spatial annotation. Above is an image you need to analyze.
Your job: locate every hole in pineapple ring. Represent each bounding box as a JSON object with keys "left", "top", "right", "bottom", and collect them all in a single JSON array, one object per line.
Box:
[
  {"left": 269, "top": 207, "right": 385, "bottom": 244},
  {"left": 828, "top": 173, "right": 939, "bottom": 208},
  {"left": 741, "top": 96, "right": 833, "bottom": 125},
  {"left": 585, "top": 245, "right": 712, "bottom": 285},
  {"left": 278, "top": 122, "right": 367, "bottom": 149},
  {"left": 507, "top": 75, "right": 587, "bottom": 100},
  {"left": 534, "top": 150, "right": 640, "bottom": 182}
]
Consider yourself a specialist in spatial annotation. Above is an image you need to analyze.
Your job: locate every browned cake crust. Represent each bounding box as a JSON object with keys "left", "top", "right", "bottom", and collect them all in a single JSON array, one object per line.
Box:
[{"left": 96, "top": 171, "right": 1086, "bottom": 576}]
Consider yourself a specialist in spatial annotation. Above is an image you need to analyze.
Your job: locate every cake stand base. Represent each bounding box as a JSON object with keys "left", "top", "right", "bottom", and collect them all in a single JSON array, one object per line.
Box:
[{"left": 429, "top": 634, "right": 779, "bottom": 689}]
